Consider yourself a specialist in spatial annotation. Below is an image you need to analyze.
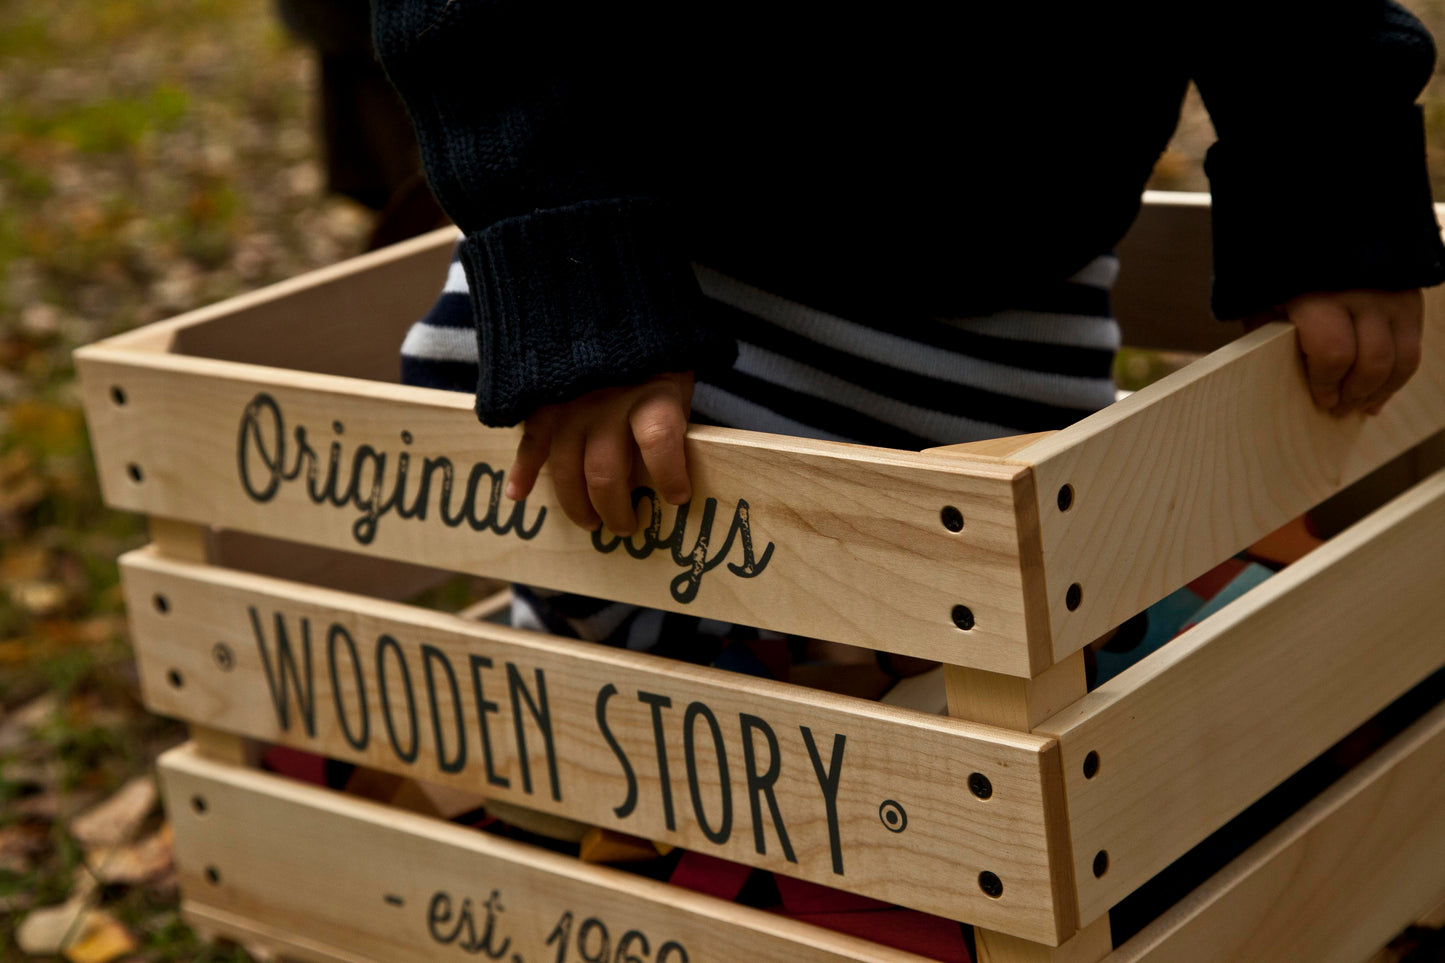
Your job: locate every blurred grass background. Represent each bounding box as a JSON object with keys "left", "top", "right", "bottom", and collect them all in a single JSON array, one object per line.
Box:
[{"left": 3, "top": 1, "right": 1445, "bottom": 960}]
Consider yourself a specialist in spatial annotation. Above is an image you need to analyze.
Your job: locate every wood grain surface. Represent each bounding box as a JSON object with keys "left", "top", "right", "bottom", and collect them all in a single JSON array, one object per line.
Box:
[
  {"left": 161, "top": 745, "right": 951, "bottom": 963},
  {"left": 125, "top": 549, "right": 1070, "bottom": 940},
  {"left": 1040, "top": 469, "right": 1445, "bottom": 923}
]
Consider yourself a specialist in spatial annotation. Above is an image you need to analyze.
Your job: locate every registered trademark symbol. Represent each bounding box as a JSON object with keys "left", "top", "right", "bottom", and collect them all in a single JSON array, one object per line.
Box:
[
  {"left": 879, "top": 799, "right": 908, "bottom": 833},
  {"left": 212, "top": 642, "right": 235, "bottom": 672}
]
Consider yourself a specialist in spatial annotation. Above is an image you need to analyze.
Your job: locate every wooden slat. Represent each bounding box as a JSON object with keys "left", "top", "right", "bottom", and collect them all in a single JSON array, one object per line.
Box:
[
  {"left": 184, "top": 902, "right": 373, "bottom": 963},
  {"left": 1015, "top": 292, "right": 1445, "bottom": 662},
  {"left": 78, "top": 347, "right": 1040, "bottom": 673},
  {"left": 1110, "top": 699, "right": 1445, "bottom": 963},
  {"left": 99, "top": 227, "right": 458, "bottom": 380},
  {"left": 161, "top": 745, "right": 944, "bottom": 963},
  {"left": 1039, "top": 468, "right": 1445, "bottom": 923},
  {"left": 124, "top": 549, "right": 1069, "bottom": 941}
]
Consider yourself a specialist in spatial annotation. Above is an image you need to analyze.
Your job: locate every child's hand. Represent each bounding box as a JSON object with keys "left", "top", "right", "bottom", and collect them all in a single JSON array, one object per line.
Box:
[
  {"left": 503, "top": 371, "right": 695, "bottom": 533},
  {"left": 1250, "top": 290, "right": 1424, "bottom": 416}
]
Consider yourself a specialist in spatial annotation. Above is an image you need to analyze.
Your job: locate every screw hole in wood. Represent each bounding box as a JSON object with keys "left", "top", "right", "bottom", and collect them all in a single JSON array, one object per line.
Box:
[
  {"left": 978, "top": 871, "right": 1003, "bottom": 899},
  {"left": 1066, "top": 583, "right": 1083, "bottom": 611},
  {"left": 968, "top": 772, "right": 992, "bottom": 800},
  {"left": 1093, "top": 850, "right": 1109, "bottom": 878},
  {"left": 1083, "top": 750, "right": 1100, "bottom": 779},
  {"left": 126, "top": 463, "right": 143, "bottom": 483},
  {"left": 110, "top": 386, "right": 127, "bottom": 406},
  {"left": 191, "top": 795, "right": 208, "bottom": 815},
  {"left": 951, "top": 604, "right": 975, "bottom": 631},
  {"left": 940, "top": 506, "right": 964, "bottom": 532},
  {"left": 153, "top": 593, "right": 169, "bottom": 614},
  {"left": 205, "top": 866, "right": 221, "bottom": 885},
  {"left": 166, "top": 669, "right": 183, "bottom": 689},
  {"left": 1058, "top": 484, "right": 1074, "bottom": 512}
]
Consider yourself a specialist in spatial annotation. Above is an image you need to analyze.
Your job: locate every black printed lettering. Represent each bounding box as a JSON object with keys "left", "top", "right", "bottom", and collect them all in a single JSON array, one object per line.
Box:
[
  {"left": 468, "top": 655, "right": 509, "bottom": 789},
  {"left": 684, "top": 702, "right": 732, "bottom": 845},
  {"left": 249, "top": 607, "right": 316, "bottom": 738},
  {"left": 740, "top": 714, "right": 795, "bottom": 862},
  {"left": 637, "top": 691, "right": 676, "bottom": 830},
  {"left": 507, "top": 663, "right": 561, "bottom": 801},
  {"left": 802, "top": 727, "right": 847, "bottom": 875},
  {"left": 376, "top": 634, "right": 419, "bottom": 764},
  {"left": 596, "top": 684, "right": 638, "bottom": 819},
  {"left": 421, "top": 644, "right": 466, "bottom": 774},
  {"left": 326, "top": 623, "right": 369, "bottom": 750}
]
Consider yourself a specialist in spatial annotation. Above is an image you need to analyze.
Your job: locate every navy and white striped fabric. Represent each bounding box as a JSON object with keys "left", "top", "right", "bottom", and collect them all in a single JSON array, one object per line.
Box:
[{"left": 401, "top": 243, "right": 1121, "bottom": 656}]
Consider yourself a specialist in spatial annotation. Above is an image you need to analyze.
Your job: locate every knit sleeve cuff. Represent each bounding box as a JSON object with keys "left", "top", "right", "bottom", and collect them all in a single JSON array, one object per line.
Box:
[
  {"left": 458, "top": 197, "right": 737, "bottom": 427},
  {"left": 1205, "top": 104, "right": 1445, "bottom": 320}
]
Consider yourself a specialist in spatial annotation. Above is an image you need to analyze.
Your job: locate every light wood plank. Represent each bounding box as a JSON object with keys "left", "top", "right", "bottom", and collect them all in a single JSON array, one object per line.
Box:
[
  {"left": 980, "top": 915, "right": 1112, "bottom": 963},
  {"left": 161, "top": 745, "right": 946, "bottom": 963},
  {"left": 1015, "top": 290, "right": 1445, "bottom": 662},
  {"left": 1109, "top": 699, "right": 1445, "bottom": 963},
  {"left": 123, "top": 548, "right": 1067, "bottom": 941},
  {"left": 944, "top": 647, "right": 1095, "bottom": 955},
  {"left": 933, "top": 432, "right": 1057, "bottom": 461},
  {"left": 945, "top": 652, "right": 1087, "bottom": 732},
  {"left": 184, "top": 902, "right": 372, "bottom": 963},
  {"left": 1040, "top": 469, "right": 1445, "bottom": 923},
  {"left": 78, "top": 347, "right": 1039, "bottom": 672},
  {"left": 457, "top": 588, "right": 512, "bottom": 622}
]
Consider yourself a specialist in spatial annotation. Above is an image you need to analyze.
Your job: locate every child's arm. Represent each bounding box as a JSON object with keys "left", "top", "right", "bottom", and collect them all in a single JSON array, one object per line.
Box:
[
  {"left": 1191, "top": 0, "right": 1444, "bottom": 408},
  {"left": 373, "top": 3, "right": 733, "bottom": 431}
]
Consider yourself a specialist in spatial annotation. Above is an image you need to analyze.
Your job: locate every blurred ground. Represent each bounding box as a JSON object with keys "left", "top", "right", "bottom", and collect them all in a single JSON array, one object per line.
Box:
[{"left": 2, "top": 2, "right": 1445, "bottom": 961}]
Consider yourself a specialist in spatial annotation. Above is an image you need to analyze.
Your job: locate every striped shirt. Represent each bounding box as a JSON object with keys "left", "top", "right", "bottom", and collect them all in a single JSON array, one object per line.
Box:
[{"left": 401, "top": 244, "right": 1120, "bottom": 449}]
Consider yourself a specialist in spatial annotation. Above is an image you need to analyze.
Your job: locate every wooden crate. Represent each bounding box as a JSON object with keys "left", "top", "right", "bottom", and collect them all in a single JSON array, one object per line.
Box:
[{"left": 75, "top": 193, "right": 1445, "bottom": 962}]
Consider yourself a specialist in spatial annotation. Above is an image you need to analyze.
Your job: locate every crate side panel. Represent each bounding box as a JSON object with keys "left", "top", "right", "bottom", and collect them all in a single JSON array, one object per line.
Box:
[
  {"left": 160, "top": 746, "right": 957, "bottom": 963},
  {"left": 129, "top": 551, "right": 1066, "bottom": 940},
  {"left": 82, "top": 349, "right": 1035, "bottom": 671},
  {"left": 1043, "top": 469, "right": 1445, "bottom": 922},
  {"left": 1019, "top": 292, "right": 1445, "bottom": 661},
  {"left": 1110, "top": 699, "right": 1445, "bottom": 963}
]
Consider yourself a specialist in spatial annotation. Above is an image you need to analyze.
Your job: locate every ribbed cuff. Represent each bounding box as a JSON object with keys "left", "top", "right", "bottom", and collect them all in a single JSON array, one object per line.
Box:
[
  {"left": 1206, "top": 104, "right": 1445, "bottom": 319},
  {"left": 459, "top": 197, "right": 737, "bottom": 427}
]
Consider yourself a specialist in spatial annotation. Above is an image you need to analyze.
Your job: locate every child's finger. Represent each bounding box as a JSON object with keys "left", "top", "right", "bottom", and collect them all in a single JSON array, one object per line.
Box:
[
  {"left": 505, "top": 413, "right": 555, "bottom": 501},
  {"left": 1364, "top": 308, "right": 1424, "bottom": 415},
  {"left": 631, "top": 395, "right": 691, "bottom": 506},
  {"left": 549, "top": 429, "right": 601, "bottom": 531},
  {"left": 583, "top": 427, "right": 637, "bottom": 535},
  {"left": 1336, "top": 313, "right": 1394, "bottom": 413},
  {"left": 1289, "top": 297, "right": 1356, "bottom": 410}
]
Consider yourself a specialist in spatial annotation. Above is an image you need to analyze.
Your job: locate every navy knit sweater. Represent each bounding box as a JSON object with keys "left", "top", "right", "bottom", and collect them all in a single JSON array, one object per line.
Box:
[{"left": 374, "top": 1, "right": 1445, "bottom": 427}]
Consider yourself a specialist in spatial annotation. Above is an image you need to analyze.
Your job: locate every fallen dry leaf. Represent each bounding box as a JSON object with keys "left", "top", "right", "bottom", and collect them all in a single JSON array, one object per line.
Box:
[
  {"left": 0, "top": 692, "right": 58, "bottom": 752},
  {"left": 0, "top": 822, "right": 50, "bottom": 874},
  {"left": 87, "top": 823, "right": 173, "bottom": 885},
  {"left": 63, "top": 911, "right": 138, "bottom": 963},
  {"left": 8, "top": 579, "right": 71, "bottom": 616},
  {"left": 69, "top": 776, "right": 157, "bottom": 847},
  {"left": 16, "top": 898, "right": 90, "bottom": 955}
]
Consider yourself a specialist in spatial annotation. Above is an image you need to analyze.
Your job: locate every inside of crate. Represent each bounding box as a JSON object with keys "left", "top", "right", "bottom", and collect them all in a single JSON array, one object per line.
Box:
[{"left": 119, "top": 192, "right": 1240, "bottom": 383}]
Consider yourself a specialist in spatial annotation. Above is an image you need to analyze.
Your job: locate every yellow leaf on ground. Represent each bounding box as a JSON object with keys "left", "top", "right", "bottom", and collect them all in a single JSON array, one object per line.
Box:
[{"left": 63, "top": 911, "right": 137, "bottom": 963}]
